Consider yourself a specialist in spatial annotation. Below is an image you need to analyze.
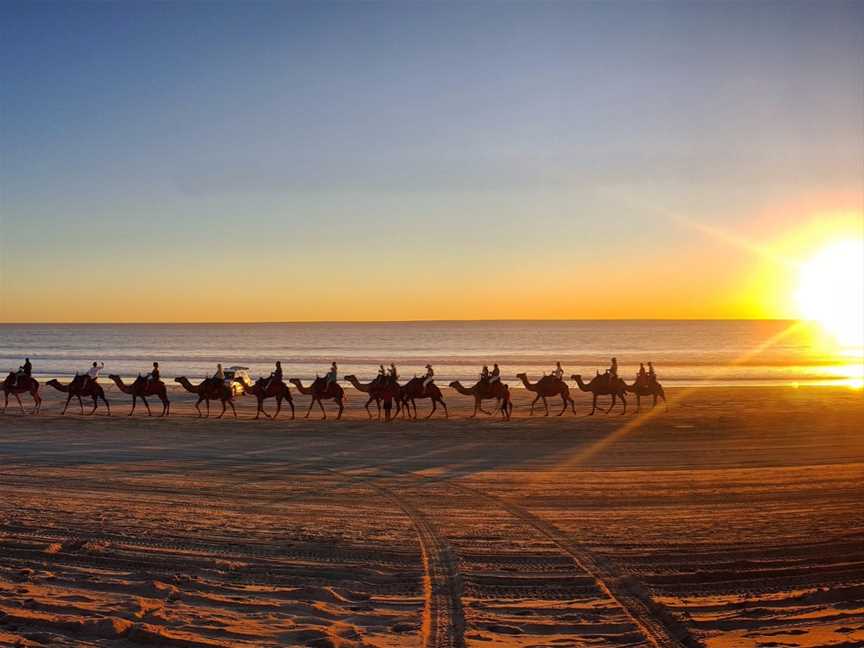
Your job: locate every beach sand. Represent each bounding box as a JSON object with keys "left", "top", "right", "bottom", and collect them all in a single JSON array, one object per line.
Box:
[{"left": 1, "top": 385, "right": 862, "bottom": 647}]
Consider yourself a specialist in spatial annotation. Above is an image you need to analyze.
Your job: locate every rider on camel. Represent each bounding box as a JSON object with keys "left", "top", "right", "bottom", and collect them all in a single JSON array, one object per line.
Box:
[
  {"left": 422, "top": 364, "right": 434, "bottom": 394},
  {"left": 489, "top": 363, "right": 501, "bottom": 384},
  {"left": 265, "top": 361, "right": 282, "bottom": 389}
]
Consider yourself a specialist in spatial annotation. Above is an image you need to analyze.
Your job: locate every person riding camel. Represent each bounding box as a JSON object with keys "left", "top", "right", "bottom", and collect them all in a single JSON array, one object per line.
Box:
[
  {"left": 377, "top": 364, "right": 387, "bottom": 384},
  {"left": 212, "top": 363, "right": 225, "bottom": 389},
  {"left": 637, "top": 362, "right": 647, "bottom": 386},
  {"left": 146, "top": 362, "right": 160, "bottom": 384},
  {"left": 605, "top": 357, "right": 618, "bottom": 387},
  {"left": 388, "top": 363, "right": 399, "bottom": 385},
  {"left": 13, "top": 358, "right": 31, "bottom": 387},
  {"left": 551, "top": 361, "right": 564, "bottom": 381},
  {"left": 480, "top": 365, "right": 490, "bottom": 382},
  {"left": 83, "top": 361, "right": 104, "bottom": 389},
  {"left": 422, "top": 364, "right": 434, "bottom": 394},
  {"left": 324, "top": 362, "right": 338, "bottom": 393},
  {"left": 489, "top": 363, "right": 501, "bottom": 384},
  {"left": 265, "top": 361, "right": 282, "bottom": 389},
  {"left": 647, "top": 361, "right": 657, "bottom": 384}
]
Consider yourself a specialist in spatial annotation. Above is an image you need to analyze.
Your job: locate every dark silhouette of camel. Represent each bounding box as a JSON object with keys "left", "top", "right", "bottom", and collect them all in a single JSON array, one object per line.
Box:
[
  {"left": 47, "top": 375, "right": 111, "bottom": 415},
  {"left": 344, "top": 375, "right": 401, "bottom": 419},
  {"left": 571, "top": 374, "right": 627, "bottom": 415},
  {"left": 516, "top": 372, "right": 575, "bottom": 416},
  {"left": 242, "top": 377, "right": 295, "bottom": 420},
  {"left": 448, "top": 379, "right": 508, "bottom": 417},
  {"left": 398, "top": 376, "right": 448, "bottom": 419},
  {"left": 174, "top": 376, "right": 236, "bottom": 418},
  {"left": 2, "top": 373, "right": 42, "bottom": 415},
  {"left": 109, "top": 374, "right": 170, "bottom": 417},
  {"left": 626, "top": 377, "right": 667, "bottom": 412},
  {"left": 289, "top": 377, "right": 345, "bottom": 420}
]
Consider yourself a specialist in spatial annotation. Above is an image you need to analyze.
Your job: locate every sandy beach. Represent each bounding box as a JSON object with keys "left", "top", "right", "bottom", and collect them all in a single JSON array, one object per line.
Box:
[{"left": 0, "top": 385, "right": 862, "bottom": 647}]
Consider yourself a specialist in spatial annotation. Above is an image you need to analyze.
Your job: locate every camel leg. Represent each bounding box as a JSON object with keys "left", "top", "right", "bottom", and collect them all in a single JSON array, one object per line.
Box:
[
  {"left": 558, "top": 395, "right": 568, "bottom": 416},
  {"left": 619, "top": 394, "right": 627, "bottom": 415},
  {"left": 304, "top": 399, "right": 315, "bottom": 418},
  {"left": 102, "top": 395, "right": 111, "bottom": 416},
  {"left": 470, "top": 398, "right": 479, "bottom": 418},
  {"left": 589, "top": 394, "right": 597, "bottom": 415},
  {"left": 61, "top": 394, "right": 71, "bottom": 415},
  {"left": 141, "top": 396, "right": 151, "bottom": 416},
  {"left": 216, "top": 399, "right": 227, "bottom": 419},
  {"left": 2, "top": 391, "right": 7, "bottom": 414},
  {"left": 33, "top": 392, "right": 42, "bottom": 415},
  {"left": 129, "top": 395, "right": 137, "bottom": 416},
  {"left": 161, "top": 397, "right": 169, "bottom": 417},
  {"left": 411, "top": 399, "right": 417, "bottom": 419},
  {"left": 228, "top": 400, "right": 237, "bottom": 419},
  {"left": 78, "top": 395, "right": 85, "bottom": 415},
  {"left": 14, "top": 393, "right": 25, "bottom": 414},
  {"left": 194, "top": 397, "right": 203, "bottom": 417},
  {"left": 289, "top": 399, "right": 295, "bottom": 419},
  {"left": 205, "top": 398, "right": 210, "bottom": 416},
  {"left": 606, "top": 394, "right": 617, "bottom": 414},
  {"left": 425, "top": 399, "right": 437, "bottom": 419},
  {"left": 273, "top": 397, "right": 281, "bottom": 419},
  {"left": 89, "top": 395, "right": 98, "bottom": 415},
  {"left": 336, "top": 398, "right": 343, "bottom": 420},
  {"left": 543, "top": 396, "right": 550, "bottom": 416},
  {"left": 441, "top": 399, "right": 448, "bottom": 419},
  {"left": 318, "top": 398, "right": 327, "bottom": 420},
  {"left": 363, "top": 396, "right": 374, "bottom": 419},
  {"left": 529, "top": 394, "right": 540, "bottom": 415}
]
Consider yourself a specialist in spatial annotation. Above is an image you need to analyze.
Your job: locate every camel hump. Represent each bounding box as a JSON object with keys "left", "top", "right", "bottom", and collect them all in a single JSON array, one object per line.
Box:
[{"left": 538, "top": 375, "right": 562, "bottom": 387}]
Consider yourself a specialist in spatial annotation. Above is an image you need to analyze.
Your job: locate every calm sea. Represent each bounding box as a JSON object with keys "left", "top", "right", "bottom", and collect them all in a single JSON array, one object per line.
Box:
[{"left": 0, "top": 321, "right": 861, "bottom": 388}]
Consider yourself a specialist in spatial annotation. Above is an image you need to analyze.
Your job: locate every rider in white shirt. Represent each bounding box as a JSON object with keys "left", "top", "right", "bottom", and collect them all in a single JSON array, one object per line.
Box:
[{"left": 552, "top": 361, "right": 564, "bottom": 381}]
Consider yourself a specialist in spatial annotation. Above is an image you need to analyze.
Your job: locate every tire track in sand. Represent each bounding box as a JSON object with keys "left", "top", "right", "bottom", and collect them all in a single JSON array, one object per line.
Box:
[
  {"left": 452, "top": 482, "right": 698, "bottom": 648},
  {"left": 324, "top": 470, "right": 465, "bottom": 648}
]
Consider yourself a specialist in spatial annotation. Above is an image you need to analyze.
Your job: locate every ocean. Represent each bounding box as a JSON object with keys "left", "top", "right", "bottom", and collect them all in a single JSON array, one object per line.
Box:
[{"left": 0, "top": 321, "right": 861, "bottom": 388}]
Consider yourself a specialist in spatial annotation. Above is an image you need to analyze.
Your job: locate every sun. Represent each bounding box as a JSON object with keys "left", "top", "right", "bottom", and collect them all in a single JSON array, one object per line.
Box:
[{"left": 795, "top": 238, "right": 864, "bottom": 347}]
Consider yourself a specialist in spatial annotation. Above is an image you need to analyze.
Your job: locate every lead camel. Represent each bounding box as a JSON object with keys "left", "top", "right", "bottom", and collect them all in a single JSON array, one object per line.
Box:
[
  {"left": 448, "top": 379, "right": 507, "bottom": 417},
  {"left": 571, "top": 374, "right": 627, "bottom": 415},
  {"left": 174, "top": 377, "right": 237, "bottom": 418},
  {"left": 109, "top": 375, "right": 170, "bottom": 417},
  {"left": 516, "top": 372, "right": 576, "bottom": 416},
  {"left": 2, "top": 373, "right": 42, "bottom": 415},
  {"left": 46, "top": 375, "right": 111, "bottom": 415},
  {"left": 289, "top": 377, "right": 345, "bottom": 420}
]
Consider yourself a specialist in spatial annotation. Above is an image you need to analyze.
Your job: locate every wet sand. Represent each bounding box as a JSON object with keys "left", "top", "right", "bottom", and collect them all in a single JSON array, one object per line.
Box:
[{"left": 1, "top": 385, "right": 863, "bottom": 647}]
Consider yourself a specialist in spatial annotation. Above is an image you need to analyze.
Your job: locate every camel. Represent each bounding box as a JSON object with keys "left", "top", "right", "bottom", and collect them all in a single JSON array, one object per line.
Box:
[
  {"left": 242, "top": 378, "right": 295, "bottom": 420},
  {"left": 448, "top": 379, "right": 508, "bottom": 417},
  {"left": 398, "top": 377, "right": 448, "bottom": 419},
  {"left": 2, "top": 373, "right": 42, "bottom": 415},
  {"left": 571, "top": 374, "right": 627, "bottom": 415},
  {"left": 109, "top": 375, "right": 170, "bottom": 417},
  {"left": 47, "top": 375, "right": 111, "bottom": 415},
  {"left": 289, "top": 377, "right": 345, "bottom": 420},
  {"left": 516, "top": 372, "right": 575, "bottom": 416},
  {"left": 174, "top": 377, "right": 236, "bottom": 418},
  {"left": 626, "top": 377, "right": 667, "bottom": 412},
  {"left": 343, "top": 375, "right": 401, "bottom": 419}
]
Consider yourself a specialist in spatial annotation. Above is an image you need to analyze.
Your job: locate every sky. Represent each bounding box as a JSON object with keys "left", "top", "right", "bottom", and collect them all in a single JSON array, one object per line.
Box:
[{"left": 1, "top": 0, "right": 862, "bottom": 323}]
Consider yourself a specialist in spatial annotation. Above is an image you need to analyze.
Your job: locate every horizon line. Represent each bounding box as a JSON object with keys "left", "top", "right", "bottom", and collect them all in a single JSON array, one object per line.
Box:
[{"left": 0, "top": 317, "right": 800, "bottom": 326}]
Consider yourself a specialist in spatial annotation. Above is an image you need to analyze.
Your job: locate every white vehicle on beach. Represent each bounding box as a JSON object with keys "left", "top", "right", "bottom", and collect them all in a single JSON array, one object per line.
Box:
[{"left": 223, "top": 366, "right": 254, "bottom": 396}]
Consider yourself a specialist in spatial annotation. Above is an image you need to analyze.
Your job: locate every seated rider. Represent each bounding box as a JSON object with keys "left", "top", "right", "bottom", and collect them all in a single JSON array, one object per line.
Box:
[
  {"left": 647, "top": 361, "right": 656, "bottom": 384},
  {"left": 489, "top": 363, "right": 501, "bottom": 384},
  {"left": 480, "top": 365, "right": 490, "bottom": 382},
  {"left": 551, "top": 361, "right": 564, "bottom": 381},
  {"left": 388, "top": 363, "right": 398, "bottom": 385},
  {"left": 606, "top": 357, "right": 618, "bottom": 385},
  {"left": 146, "top": 362, "right": 160, "bottom": 383},
  {"left": 213, "top": 363, "right": 225, "bottom": 388},
  {"left": 13, "top": 358, "right": 31, "bottom": 387},
  {"left": 265, "top": 361, "right": 282, "bottom": 389},
  {"left": 84, "top": 361, "right": 104, "bottom": 388},
  {"left": 637, "top": 362, "right": 647, "bottom": 386},
  {"left": 324, "top": 362, "right": 338, "bottom": 392},
  {"left": 422, "top": 364, "right": 434, "bottom": 392},
  {"left": 377, "top": 364, "right": 387, "bottom": 384}
]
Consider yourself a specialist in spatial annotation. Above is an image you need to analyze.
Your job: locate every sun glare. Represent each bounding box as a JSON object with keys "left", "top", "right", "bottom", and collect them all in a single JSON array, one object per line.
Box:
[{"left": 795, "top": 239, "right": 864, "bottom": 347}]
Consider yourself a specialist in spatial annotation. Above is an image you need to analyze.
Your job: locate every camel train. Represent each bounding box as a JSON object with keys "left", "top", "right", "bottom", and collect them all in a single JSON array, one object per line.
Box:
[{"left": 2, "top": 361, "right": 665, "bottom": 419}]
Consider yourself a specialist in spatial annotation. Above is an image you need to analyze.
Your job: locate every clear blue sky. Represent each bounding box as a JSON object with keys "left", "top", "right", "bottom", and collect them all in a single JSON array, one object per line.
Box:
[{"left": 1, "top": 1, "right": 862, "bottom": 321}]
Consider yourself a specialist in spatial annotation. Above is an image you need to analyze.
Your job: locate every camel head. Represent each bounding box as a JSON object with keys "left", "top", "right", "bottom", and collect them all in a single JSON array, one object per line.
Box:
[{"left": 448, "top": 381, "right": 460, "bottom": 389}]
